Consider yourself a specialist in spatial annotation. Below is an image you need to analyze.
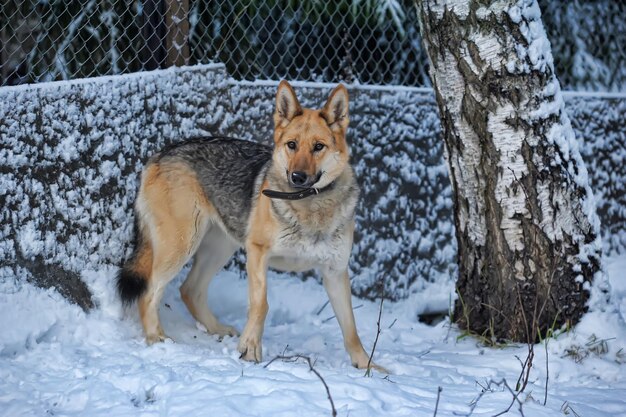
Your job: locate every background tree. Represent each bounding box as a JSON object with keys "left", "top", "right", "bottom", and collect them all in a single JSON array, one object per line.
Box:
[
  {"left": 540, "top": 0, "right": 626, "bottom": 92},
  {"left": 415, "top": 0, "right": 604, "bottom": 342}
]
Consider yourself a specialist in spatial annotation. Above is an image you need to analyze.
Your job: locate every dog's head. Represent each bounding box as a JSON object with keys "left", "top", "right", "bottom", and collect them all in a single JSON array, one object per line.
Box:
[{"left": 272, "top": 81, "right": 350, "bottom": 189}]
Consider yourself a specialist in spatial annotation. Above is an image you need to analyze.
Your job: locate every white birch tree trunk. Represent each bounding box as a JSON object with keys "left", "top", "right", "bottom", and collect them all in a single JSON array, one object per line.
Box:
[{"left": 416, "top": 0, "right": 604, "bottom": 341}]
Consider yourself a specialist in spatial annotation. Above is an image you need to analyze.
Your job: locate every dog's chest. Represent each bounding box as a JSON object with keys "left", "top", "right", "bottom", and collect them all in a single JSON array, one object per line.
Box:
[
  {"left": 277, "top": 228, "right": 343, "bottom": 258},
  {"left": 270, "top": 212, "right": 351, "bottom": 269}
]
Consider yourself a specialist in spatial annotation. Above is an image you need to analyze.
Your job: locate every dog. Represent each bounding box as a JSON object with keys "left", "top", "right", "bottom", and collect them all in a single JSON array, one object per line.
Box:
[{"left": 117, "top": 81, "right": 382, "bottom": 370}]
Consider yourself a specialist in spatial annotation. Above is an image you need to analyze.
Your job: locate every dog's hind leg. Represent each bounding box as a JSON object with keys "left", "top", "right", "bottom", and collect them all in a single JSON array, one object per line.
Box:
[
  {"left": 137, "top": 162, "right": 211, "bottom": 344},
  {"left": 180, "top": 225, "right": 239, "bottom": 338}
]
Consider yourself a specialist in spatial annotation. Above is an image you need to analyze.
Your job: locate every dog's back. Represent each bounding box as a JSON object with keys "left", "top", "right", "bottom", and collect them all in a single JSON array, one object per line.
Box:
[
  {"left": 155, "top": 137, "right": 272, "bottom": 241},
  {"left": 117, "top": 137, "right": 270, "bottom": 322}
]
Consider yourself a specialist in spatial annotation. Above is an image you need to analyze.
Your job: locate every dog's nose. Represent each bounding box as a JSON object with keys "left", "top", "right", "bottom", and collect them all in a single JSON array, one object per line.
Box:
[{"left": 290, "top": 171, "right": 308, "bottom": 186}]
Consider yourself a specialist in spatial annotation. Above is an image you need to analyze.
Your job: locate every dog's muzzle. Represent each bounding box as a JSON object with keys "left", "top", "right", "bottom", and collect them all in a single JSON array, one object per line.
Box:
[{"left": 288, "top": 171, "right": 323, "bottom": 189}]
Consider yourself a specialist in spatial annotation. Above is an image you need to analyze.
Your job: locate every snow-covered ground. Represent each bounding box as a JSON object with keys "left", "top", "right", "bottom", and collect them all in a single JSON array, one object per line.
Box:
[
  {"left": 1, "top": 255, "right": 625, "bottom": 417},
  {"left": 0, "top": 67, "right": 624, "bottom": 413}
]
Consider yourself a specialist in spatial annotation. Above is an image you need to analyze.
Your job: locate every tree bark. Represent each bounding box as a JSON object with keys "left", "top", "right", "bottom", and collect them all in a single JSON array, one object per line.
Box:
[{"left": 416, "top": 0, "right": 603, "bottom": 342}]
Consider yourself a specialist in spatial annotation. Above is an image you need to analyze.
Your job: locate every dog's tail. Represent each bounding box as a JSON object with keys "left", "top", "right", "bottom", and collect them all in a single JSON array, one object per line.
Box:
[{"left": 117, "top": 216, "right": 152, "bottom": 305}]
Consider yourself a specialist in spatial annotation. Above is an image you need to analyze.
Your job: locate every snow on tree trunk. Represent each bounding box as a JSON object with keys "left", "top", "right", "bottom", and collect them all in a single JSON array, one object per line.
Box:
[{"left": 416, "top": 0, "right": 604, "bottom": 341}]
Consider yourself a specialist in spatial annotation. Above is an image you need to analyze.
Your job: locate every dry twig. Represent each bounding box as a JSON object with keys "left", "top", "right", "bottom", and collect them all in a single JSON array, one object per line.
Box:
[
  {"left": 543, "top": 333, "right": 551, "bottom": 406},
  {"left": 264, "top": 354, "right": 337, "bottom": 417},
  {"left": 454, "top": 378, "right": 525, "bottom": 417},
  {"left": 316, "top": 300, "right": 330, "bottom": 316},
  {"left": 433, "top": 386, "right": 443, "bottom": 417},
  {"left": 561, "top": 401, "right": 581, "bottom": 417},
  {"left": 365, "top": 293, "right": 384, "bottom": 377},
  {"left": 323, "top": 304, "right": 363, "bottom": 323}
]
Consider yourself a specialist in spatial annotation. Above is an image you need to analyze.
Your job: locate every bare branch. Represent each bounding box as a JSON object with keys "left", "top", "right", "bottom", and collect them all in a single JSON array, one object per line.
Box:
[
  {"left": 543, "top": 335, "right": 551, "bottom": 406},
  {"left": 561, "top": 401, "right": 582, "bottom": 417},
  {"left": 514, "top": 285, "right": 534, "bottom": 393},
  {"left": 323, "top": 304, "right": 363, "bottom": 323},
  {"left": 492, "top": 379, "right": 525, "bottom": 417},
  {"left": 365, "top": 293, "right": 384, "bottom": 377},
  {"left": 433, "top": 386, "right": 443, "bottom": 417},
  {"left": 264, "top": 354, "right": 337, "bottom": 417},
  {"left": 316, "top": 300, "right": 330, "bottom": 316},
  {"left": 453, "top": 378, "right": 524, "bottom": 417}
]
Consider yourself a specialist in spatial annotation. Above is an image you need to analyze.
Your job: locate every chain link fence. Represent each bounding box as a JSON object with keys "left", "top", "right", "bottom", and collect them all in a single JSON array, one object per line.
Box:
[{"left": 1, "top": 0, "right": 625, "bottom": 90}]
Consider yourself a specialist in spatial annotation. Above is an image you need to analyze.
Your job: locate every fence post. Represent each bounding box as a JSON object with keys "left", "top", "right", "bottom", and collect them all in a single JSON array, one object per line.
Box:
[
  {"left": 1, "top": 24, "right": 5, "bottom": 84},
  {"left": 165, "top": 0, "right": 190, "bottom": 67},
  {"left": 140, "top": 0, "right": 166, "bottom": 71}
]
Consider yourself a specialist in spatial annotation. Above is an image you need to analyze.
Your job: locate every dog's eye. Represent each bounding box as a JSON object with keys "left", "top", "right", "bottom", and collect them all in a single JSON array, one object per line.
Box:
[
  {"left": 286, "top": 141, "right": 297, "bottom": 150},
  {"left": 313, "top": 143, "right": 325, "bottom": 152}
]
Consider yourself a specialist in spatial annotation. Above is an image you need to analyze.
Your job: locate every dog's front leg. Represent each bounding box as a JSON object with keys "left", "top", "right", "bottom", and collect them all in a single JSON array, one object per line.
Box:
[
  {"left": 238, "top": 242, "right": 269, "bottom": 363},
  {"left": 322, "top": 268, "right": 388, "bottom": 373},
  {"left": 321, "top": 268, "right": 371, "bottom": 367}
]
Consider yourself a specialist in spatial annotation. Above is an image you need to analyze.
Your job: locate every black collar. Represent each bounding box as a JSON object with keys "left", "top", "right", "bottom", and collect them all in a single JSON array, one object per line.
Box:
[{"left": 262, "top": 182, "right": 336, "bottom": 200}]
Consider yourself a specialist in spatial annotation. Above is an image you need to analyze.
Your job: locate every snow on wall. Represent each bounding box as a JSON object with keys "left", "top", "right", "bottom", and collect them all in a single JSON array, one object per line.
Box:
[
  {"left": 0, "top": 65, "right": 623, "bottom": 307},
  {"left": 0, "top": 65, "right": 230, "bottom": 309},
  {"left": 222, "top": 83, "right": 456, "bottom": 300},
  {"left": 565, "top": 94, "right": 626, "bottom": 255}
]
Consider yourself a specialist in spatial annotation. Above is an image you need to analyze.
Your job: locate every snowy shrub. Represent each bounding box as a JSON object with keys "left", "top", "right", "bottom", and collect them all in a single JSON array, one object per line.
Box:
[{"left": 540, "top": 0, "right": 626, "bottom": 92}]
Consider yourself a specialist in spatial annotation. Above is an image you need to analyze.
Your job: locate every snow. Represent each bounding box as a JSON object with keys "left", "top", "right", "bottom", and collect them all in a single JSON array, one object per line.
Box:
[
  {"left": 540, "top": 0, "right": 626, "bottom": 93},
  {"left": 375, "top": 0, "right": 407, "bottom": 35},
  {"left": 1, "top": 256, "right": 625, "bottom": 416},
  {"left": 0, "top": 53, "right": 624, "bottom": 417}
]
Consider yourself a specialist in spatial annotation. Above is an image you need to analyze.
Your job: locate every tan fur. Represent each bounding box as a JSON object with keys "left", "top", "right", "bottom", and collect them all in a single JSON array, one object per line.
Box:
[
  {"left": 236, "top": 82, "right": 386, "bottom": 372},
  {"left": 127, "top": 237, "right": 153, "bottom": 285},
  {"left": 126, "top": 82, "right": 386, "bottom": 372},
  {"left": 135, "top": 162, "right": 217, "bottom": 343}
]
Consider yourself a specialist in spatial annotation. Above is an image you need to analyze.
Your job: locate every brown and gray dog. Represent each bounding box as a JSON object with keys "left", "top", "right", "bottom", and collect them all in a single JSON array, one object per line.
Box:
[{"left": 118, "top": 81, "right": 384, "bottom": 371}]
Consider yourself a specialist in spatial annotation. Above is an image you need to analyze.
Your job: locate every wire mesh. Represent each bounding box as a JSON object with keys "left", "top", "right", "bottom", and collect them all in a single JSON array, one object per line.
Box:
[
  {"left": 187, "top": 0, "right": 430, "bottom": 86},
  {"left": 1, "top": 0, "right": 624, "bottom": 90}
]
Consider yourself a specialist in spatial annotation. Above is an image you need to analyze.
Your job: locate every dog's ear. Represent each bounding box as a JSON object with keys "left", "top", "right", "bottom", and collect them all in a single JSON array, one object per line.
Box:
[
  {"left": 274, "top": 80, "right": 303, "bottom": 128},
  {"left": 320, "top": 84, "right": 349, "bottom": 132}
]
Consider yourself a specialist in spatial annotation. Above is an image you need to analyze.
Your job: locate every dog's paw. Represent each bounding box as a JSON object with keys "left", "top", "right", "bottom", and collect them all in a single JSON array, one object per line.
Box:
[
  {"left": 209, "top": 323, "right": 239, "bottom": 340},
  {"left": 145, "top": 332, "right": 170, "bottom": 345},
  {"left": 237, "top": 335, "right": 263, "bottom": 363},
  {"left": 361, "top": 362, "right": 391, "bottom": 375},
  {"left": 351, "top": 353, "right": 390, "bottom": 374},
  {"left": 352, "top": 362, "right": 391, "bottom": 375}
]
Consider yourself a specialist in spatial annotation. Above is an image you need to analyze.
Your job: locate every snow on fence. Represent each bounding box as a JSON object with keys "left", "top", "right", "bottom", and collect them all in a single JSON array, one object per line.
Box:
[{"left": 1, "top": 65, "right": 624, "bottom": 309}]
